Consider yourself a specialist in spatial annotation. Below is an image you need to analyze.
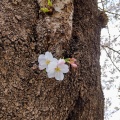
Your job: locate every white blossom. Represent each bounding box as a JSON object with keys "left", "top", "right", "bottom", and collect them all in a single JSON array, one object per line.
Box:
[
  {"left": 47, "top": 59, "right": 69, "bottom": 80},
  {"left": 38, "top": 52, "right": 57, "bottom": 70}
]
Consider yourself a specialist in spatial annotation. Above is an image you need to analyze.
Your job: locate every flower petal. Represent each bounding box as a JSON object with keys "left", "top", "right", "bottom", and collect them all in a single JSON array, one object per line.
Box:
[
  {"left": 58, "top": 59, "right": 65, "bottom": 65},
  {"left": 39, "top": 64, "right": 47, "bottom": 70},
  {"left": 45, "top": 52, "right": 53, "bottom": 60},
  {"left": 55, "top": 72, "right": 64, "bottom": 80},
  {"left": 39, "top": 59, "right": 46, "bottom": 65},
  {"left": 53, "top": 58, "right": 58, "bottom": 62},
  {"left": 59, "top": 64, "right": 69, "bottom": 73},
  {"left": 47, "top": 72, "right": 55, "bottom": 78},
  {"left": 47, "top": 61, "right": 58, "bottom": 72},
  {"left": 38, "top": 54, "right": 45, "bottom": 63}
]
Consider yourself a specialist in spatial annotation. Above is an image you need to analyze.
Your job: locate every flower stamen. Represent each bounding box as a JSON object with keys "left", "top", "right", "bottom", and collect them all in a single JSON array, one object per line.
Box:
[
  {"left": 55, "top": 67, "right": 61, "bottom": 72},
  {"left": 46, "top": 60, "right": 50, "bottom": 65}
]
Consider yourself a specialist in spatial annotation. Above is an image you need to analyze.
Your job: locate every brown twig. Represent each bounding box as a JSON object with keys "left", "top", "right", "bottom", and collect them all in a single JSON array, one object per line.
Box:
[
  {"left": 98, "top": 7, "right": 120, "bottom": 16},
  {"left": 101, "top": 45, "right": 120, "bottom": 55},
  {"left": 102, "top": 46, "right": 120, "bottom": 73}
]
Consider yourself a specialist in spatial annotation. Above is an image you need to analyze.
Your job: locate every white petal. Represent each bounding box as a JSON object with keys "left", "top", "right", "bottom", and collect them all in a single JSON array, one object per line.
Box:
[
  {"left": 46, "top": 66, "right": 54, "bottom": 73},
  {"left": 46, "top": 67, "right": 49, "bottom": 72},
  {"left": 58, "top": 59, "right": 65, "bottom": 65},
  {"left": 59, "top": 64, "right": 69, "bottom": 73},
  {"left": 45, "top": 52, "right": 53, "bottom": 60},
  {"left": 47, "top": 61, "right": 57, "bottom": 72},
  {"left": 53, "top": 58, "right": 58, "bottom": 62},
  {"left": 55, "top": 72, "right": 64, "bottom": 80},
  {"left": 39, "top": 59, "right": 46, "bottom": 65},
  {"left": 39, "top": 64, "right": 47, "bottom": 70},
  {"left": 47, "top": 72, "right": 55, "bottom": 78},
  {"left": 38, "top": 54, "right": 45, "bottom": 62}
]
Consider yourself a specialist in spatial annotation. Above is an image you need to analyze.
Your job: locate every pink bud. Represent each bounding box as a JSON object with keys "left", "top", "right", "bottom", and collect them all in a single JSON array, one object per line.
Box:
[
  {"left": 71, "top": 58, "right": 77, "bottom": 62},
  {"left": 71, "top": 63, "right": 77, "bottom": 68},
  {"left": 68, "top": 58, "right": 77, "bottom": 68}
]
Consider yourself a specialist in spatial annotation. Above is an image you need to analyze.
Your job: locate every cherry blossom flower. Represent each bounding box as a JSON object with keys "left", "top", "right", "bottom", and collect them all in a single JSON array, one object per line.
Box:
[
  {"left": 38, "top": 52, "right": 77, "bottom": 80},
  {"left": 47, "top": 59, "right": 69, "bottom": 80},
  {"left": 38, "top": 52, "right": 57, "bottom": 70}
]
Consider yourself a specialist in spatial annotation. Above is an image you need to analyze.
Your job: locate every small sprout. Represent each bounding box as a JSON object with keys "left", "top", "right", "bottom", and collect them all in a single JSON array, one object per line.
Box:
[
  {"left": 40, "top": 0, "right": 53, "bottom": 13},
  {"left": 48, "top": 0, "right": 52, "bottom": 7},
  {"left": 40, "top": 8, "right": 50, "bottom": 13}
]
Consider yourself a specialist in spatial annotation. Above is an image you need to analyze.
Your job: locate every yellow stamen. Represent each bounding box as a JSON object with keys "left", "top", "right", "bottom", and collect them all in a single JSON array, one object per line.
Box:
[
  {"left": 46, "top": 60, "right": 50, "bottom": 65},
  {"left": 55, "top": 67, "right": 61, "bottom": 72}
]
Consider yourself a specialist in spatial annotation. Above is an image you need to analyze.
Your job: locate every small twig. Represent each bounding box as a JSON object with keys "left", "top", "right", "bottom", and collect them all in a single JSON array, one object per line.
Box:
[
  {"left": 100, "top": 0, "right": 105, "bottom": 11},
  {"left": 101, "top": 45, "right": 120, "bottom": 55},
  {"left": 102, "top": 46, "right": 120, "bottom": 73},
  {"left": 105, "top": 11, "right": 120, "bottom": 16},
  {"left": 106, "top": 25, "right": 111, "bottom": 46},
  {"left": 98, "top": 7, "right": 120, "bottom": 16},
  {"left": 112, "top": 35, "right": 120, "bottom": 42}
]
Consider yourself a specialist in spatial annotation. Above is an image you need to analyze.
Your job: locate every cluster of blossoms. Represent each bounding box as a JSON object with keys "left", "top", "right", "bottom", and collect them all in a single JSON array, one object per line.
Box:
[{"left": 38, "top": 52, "right": 77, "bottom": 80}]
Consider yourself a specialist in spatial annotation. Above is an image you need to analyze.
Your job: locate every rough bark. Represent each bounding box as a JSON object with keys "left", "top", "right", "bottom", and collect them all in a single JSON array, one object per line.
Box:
[{"left": 0, "top": 0, "right": 104, "bottom": 120}]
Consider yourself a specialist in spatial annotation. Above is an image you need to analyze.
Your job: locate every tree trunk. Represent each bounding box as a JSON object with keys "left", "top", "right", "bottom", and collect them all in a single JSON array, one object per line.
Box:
[{"left": 0, "top": 0, "right": 104, "bottom": 120}]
